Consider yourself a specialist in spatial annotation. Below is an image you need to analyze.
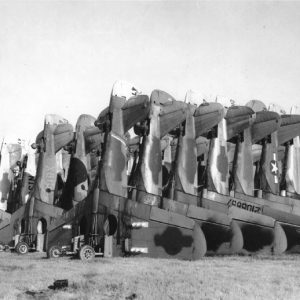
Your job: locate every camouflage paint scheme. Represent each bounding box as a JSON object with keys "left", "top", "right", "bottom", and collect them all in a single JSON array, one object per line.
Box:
[
  {"left": 229, "top": 105, "right": 300, "bottom": 252},
  {"left": 161, "top": 98, "right": 244, "bottom": 255},
  {"left": 0, "top": 115, "right": 73, "bottom": 249},
  {"left": 47, "top": 86, "right": 205, "bottom": 260},
  {"left": 202, "top": 106, "right": 287, "bottom": 254}
]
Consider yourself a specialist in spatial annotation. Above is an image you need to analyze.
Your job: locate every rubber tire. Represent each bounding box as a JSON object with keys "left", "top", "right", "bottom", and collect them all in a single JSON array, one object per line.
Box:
[
  {"left": 79, "top": 245, "right": 95, "bottom": 261},
  {"left": 15, "top": 242, "right": 29, "bottom": 255},
  {"left": 47, "top": 246, "right": 62, "bottom": 258},
  {"left": 0, "top": 242, "right": 6, "bottom": 252}
]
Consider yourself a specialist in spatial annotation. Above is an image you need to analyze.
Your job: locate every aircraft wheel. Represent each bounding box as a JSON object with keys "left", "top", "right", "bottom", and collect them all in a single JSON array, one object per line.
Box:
[
  {"left": 15, "top": 242, "right": 29, "bottom": 255},
  {"left": 47, "top": 246, "right": 62, "bottom": 258},
  {"left": 79, "top": 245, "right": 95, "bottom": 261},
  {"left": 0, "top": 242, "right": 6, "bottom": 252}
]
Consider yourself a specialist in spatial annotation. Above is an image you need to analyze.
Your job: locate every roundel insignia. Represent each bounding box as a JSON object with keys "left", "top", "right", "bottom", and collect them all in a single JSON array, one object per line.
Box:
[{"left": 270, "top": 160, "right": 278, "bottom": 175}]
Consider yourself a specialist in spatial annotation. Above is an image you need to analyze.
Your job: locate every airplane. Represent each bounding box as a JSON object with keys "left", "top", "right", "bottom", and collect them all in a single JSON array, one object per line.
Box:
[
  {"left": 0, "top": 115, "right": 73, "bottom": 253},
  {"left": 229, "top": 101, "right": 300, "bottom": 252},
  {"left": 57, "top": 114, "right": 102, "bottom": 211},
  {"left": 130, "top": 89, "right": 244, "bottom": 255},
  {"left": 201, "top": 105, "right": 287, "bottom": 254},
  {"left": 206, "top": 100, "right": 300, "bottom": 253},
  {"left": 46, "top": 81, "right": 206, "bottom": 261}
]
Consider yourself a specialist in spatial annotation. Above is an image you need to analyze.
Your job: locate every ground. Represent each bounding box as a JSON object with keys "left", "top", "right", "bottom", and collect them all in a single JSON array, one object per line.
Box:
[{"left": 0, "top": 252, "right": 300, "bottom": 300}]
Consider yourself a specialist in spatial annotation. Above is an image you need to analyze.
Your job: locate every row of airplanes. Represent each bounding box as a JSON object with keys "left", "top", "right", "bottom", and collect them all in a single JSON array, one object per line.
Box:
[{"left": 1, "top": 80, "right": 300, "bottom": 261}]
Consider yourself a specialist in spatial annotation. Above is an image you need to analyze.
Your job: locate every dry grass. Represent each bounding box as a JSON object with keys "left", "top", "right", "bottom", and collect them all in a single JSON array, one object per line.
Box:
[{"left": 1, "top": 252, "right": 300, "bottom": 300}]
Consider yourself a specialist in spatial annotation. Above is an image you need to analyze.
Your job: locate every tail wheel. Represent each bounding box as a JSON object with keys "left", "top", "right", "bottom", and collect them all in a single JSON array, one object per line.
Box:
[
  {"left": 47, "top": 246, "right": 62, "bottom": 258},
  {"left": 0, "top": 242, "right": 6, "bottom": 252},
  {"left": 79, "top": 245, "right": 95, "bottom": 261},
  {"left": 15, "top": 242, "right": 29, "bottom": 255}
]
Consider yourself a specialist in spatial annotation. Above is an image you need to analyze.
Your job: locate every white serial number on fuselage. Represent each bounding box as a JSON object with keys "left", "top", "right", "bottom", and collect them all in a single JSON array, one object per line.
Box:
[{"left": 227, "top": 198, "right": 261, "bottom": 214}]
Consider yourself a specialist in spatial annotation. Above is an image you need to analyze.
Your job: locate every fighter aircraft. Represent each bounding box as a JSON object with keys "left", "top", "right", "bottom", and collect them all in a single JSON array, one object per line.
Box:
[
  {"left": 201, "top": 104, "right": 287, "bottom": 254},
  {"left": 46, "top": 81, "right": 206, "bottom": 261},
  {"left": 129, "top": 89, "right": 243, "bottom": 254},
  {"left": 57, "top": 114, "right": 102, "bottom": 210},
  {"left": 0, "top": 115, "right": 73, "bottom": 253},
  {"left": 209, "top": 100, "right": 300, "bottom": 253}
]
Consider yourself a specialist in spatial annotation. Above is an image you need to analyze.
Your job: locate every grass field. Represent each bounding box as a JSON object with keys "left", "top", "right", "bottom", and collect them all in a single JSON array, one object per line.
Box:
[{"left": 1, "top": 252, "right": 300, "bottom": 300}]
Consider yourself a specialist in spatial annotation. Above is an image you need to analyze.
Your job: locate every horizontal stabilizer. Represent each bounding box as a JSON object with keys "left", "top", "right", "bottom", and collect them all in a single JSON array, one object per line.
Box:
[
  {"left": 54, "top": 123, "right": 74, "bottom": 153},
  {"left": 225, "top": 106, "right": 254, "bottom": 141},
  {"left": 194, "top": 102, "right": 225, "bottom": 137},
  {"left": 151, "top": 90, "right": 187, "bottom": 137},
  {"left": 251, "top": 111, "right": 281, "bottom": 144},
  {"left": 277, "top": 115, "right": 300, "bottom": 145},
  {"left": 122, "top": 95, "right": 150, "bottom": 132},
  {"left": 160, "top": 101, "right": 187, "bottom": 137}
]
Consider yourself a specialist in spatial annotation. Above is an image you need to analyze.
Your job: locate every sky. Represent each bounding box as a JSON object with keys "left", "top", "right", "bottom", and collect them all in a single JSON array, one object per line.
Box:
[{"left": 0, "top": 0, "right": 300, "bottom": 141}]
